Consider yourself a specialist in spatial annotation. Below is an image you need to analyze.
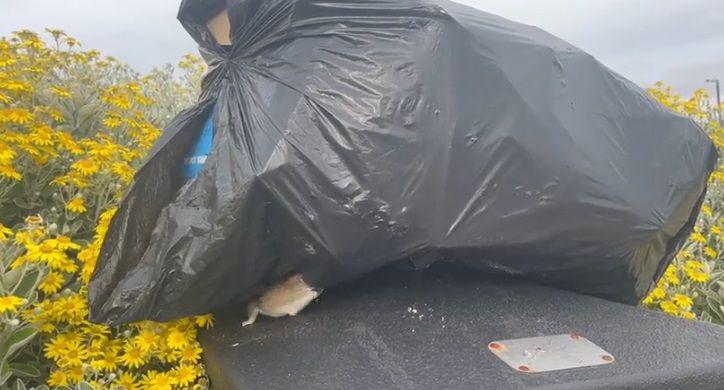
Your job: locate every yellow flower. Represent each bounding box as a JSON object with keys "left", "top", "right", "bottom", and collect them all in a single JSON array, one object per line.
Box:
[
  {"left": 126, "top": 83, "right": 142, "bottom": 92},
  {"left": 142, "top": 370, "right": 176, "bottom": 390},
  {"left": 66, "top": 196, "right": 87, "bottom": 213},
  {"left": 0, "top": 295, "right": 25, "bottom": 313},
  {"left": 94, "top": 223, "right": 110, "bottom": 241},
  {"left": 99, "top": 207, "right": 117, "bottom": 225},
  {"left": 0, "top": 165, "right": 22, "bottom": 180},
  {"left": 83, "top": 322, "right": 112, "bottom": 339},
  {"left": 690, "top": 232, "right": 707, "bottom": 244},
  {"left": 684, "top": 260, "right": 705, "bottom": 272},
  {"left": 47, "top": 108, "right": 64, "bottom": 122},
  {"left": 166, "top": 328, "right": 192, "bottom": 350},
  {"left": 158, "top": 346, "right": 181, "bottom": 364},
  {"left": 70, "top": 174, "right": 90, "bottom": 188},
  {"left": 650, "top": 287, "right": 666, "bottom": 300},
  {"left": 50, "top": 256, "right": 78, "bottom": 273},
  {"left": 26, "top": 240, "right": 65, "bottom": 264},
  {"left": 56, "top": 235, "right": 81, "bottom": 251},
  {"left": 103, "top": 115, "right": 122, "bottom": 128},
  {"left": 135, "top": 328, "right": 161, "bottom": 352},
  {"left": 672, "top": 294, "right": 694, "bottom": 309},
  {"left": 66, "top": 364, "right": 84, "bottom": 383},
  {"left": 90, "top": 348, "right": 119, "bottom": 372},
  {"left": 44, "top": 334, "right": 69, "bottom": 361},
  {"left": 50, "top": 86, "right": 71, "bottom": 98},
  {"left": 10, "top": 255, "right": 29, "bottom": 270},
  {"left": 57, "top": 340, "right": 89, "bottom": 367},
  {"left": 120, "top": 342, "right": 148, "bottom": 369},
  {"left": 664, "top": 266, "right": 680, "bottom": 286},
  {"left": 0, "top": 108, "right": 33, "bottom": 124},
  {"left": 54, "top": 295, "right": 88, "bottom": 323},
  {"left": 179, "top": 343, "right": 203, "bottom": 363},
  {"left": 29, "top": 124, "right": 54, "bottom": 146},
  {"left": 701, "top": 205, "right": 713, "bottom": 216},
  {"left": 0, "top": 143, "right": 16, "bottom": 165},
  {"left": 115, "top": 372, "right": 138, "bottom": 390},
  {"left": 194, "top": 314, "right": 215, "bottom": 329},
  {"left": 71, "top": 158, "right": 100, "bottom": 176},
  {"left": 173, "top": 364, "right": 200, "bottom": 387},
  {"left": 56, "top": 133, "right": 82, "bottom": 154},
  {"left": 680, "top": 311, "right": 696, "bottom": 320},
  {"left": 687, "top": 270, "right": 710, "bottom": 284},
  {"left": 121, "top": 148, "right": 142, "bottom": 162},
  {"left": 39, "top": 271, "right": 65, "bottom": 295},
  {"left": 659, "top": 301, "right": 679, "bottom": 315},
  {"left": 0, "top": 223, "right": 13, "bottom": 241},
  {"left": 87, "top": 141, "right": 117, "bottom": 161},
  {"left": 81, "top": 261, "right": 97, "bottom": 285},
  {"left": 77, "top": 243, "right": 100, "bottom": 264},
  {"left": 112, "top": 162, "right": 135, "bottom": 183},
  {"left": 50, "top": 175, "right": 70, "bottom": 187},
  {"left": 0, "top": 80, "right": 32, "bottom": 92},
  {"left": 703, "top": 247, "right": 717, "bottom": 258},
  {"left": 47, "top": 369, "right": 69, "bottom": 387},
  {"left": 25, "top": 214, "right": 44, "bottom": 228}
]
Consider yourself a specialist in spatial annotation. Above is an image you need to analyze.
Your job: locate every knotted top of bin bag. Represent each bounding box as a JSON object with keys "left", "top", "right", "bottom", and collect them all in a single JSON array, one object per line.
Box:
[{"left": 88, "top": 0, "right": 717, "bottom": 325}]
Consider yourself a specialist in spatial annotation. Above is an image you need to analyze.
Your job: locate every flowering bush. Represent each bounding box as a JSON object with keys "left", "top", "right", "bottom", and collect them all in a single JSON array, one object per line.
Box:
[
  {"left": 0, "top": 29, "right": 211, "bottom": 389},
  {"left": 643, "top": 82, "right": 724, "bottom": 324}
]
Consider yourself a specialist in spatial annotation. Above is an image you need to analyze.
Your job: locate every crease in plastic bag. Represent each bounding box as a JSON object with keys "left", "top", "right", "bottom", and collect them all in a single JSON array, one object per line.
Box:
[{"left": 88, "top": 0, "right": 718, "bottom": 325}]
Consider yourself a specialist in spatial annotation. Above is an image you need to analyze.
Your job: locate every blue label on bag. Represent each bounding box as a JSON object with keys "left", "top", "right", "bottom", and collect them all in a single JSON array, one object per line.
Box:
[{"left": 182, "top": 109, "right": 215, "bottom": 181}]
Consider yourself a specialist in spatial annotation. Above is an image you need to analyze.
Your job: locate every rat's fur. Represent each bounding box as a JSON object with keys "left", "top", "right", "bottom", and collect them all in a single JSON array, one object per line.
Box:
[{"left": 242, "top": 274, "right": 321, "bottom": 326}]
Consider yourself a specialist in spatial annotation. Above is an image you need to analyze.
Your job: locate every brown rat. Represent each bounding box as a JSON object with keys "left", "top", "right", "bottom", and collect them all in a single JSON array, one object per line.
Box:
[{"left": 242, "top": 274, "right": 321, "bottom": 326}]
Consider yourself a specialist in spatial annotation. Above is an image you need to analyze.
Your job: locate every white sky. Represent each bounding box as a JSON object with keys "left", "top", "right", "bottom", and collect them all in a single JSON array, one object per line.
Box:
[{"left": 1, "top": 0, "right": 723, "bottom": 97}]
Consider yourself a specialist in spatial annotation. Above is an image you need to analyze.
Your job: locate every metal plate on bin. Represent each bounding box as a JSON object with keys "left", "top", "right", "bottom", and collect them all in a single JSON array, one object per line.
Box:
[{"left": 488, "top": 334, "right": 615, "bottom": 373}]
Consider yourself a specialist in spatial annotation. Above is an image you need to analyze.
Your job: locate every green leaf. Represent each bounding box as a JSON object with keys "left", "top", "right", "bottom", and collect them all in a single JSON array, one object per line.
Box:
[
  {"left": 11, "top": 268, "right": 42, "bottom": 298},
  {"left": 698, "top": 288, "right": 720, "bottom": 301},
  {"left": 700, "top": 311, "right": 714, "bottom": 323},
  {"left": 77, "top": 382, "right": 95, "bottom": 390},
  {"left": 13, "top": 378, "right": 27, "bottom": 390},
  {"left": 11, "top": 198, "right": 31, "bottom": 210},
  {"left": 69, "top": 219, "right": 84, "bottom": 236},
  {"left": 4, "top": 327, "right": 38, "bottom": 360},
  {"left": 1, "top": 269, "right": 22, "bottom": 294},
  {"left": 706, "top": 296, "right": 724, "bottom": 323},
  {"left": 0, "top": 359, "right": 11, "bottom": 386},
  {"left": 10, "top": 362, "right": 40, "bottom": 378},
  {"left": 708, "top": 272, "right": 724, "bottom": 287}
]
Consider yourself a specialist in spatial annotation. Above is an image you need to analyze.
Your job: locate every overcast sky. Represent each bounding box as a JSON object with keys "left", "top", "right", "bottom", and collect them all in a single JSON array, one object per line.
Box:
[{"left": 2, "top": 0, "right": 722, "bottom": 97}]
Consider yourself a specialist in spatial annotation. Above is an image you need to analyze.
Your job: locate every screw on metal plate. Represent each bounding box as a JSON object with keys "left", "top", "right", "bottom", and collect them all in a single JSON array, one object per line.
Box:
[{"left": 488, "top": 334, "right": 615, "bottom": 374}]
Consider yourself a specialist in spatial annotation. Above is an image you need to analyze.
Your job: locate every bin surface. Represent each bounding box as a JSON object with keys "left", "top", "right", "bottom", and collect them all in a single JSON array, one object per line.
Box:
[{"left": 200, "top": 264, "right": 724, "bottom": 389}]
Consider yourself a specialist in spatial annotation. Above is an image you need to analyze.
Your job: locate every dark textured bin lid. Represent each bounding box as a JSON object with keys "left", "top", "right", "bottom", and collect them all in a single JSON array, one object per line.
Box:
[{"left": 200, "top": 264, "right": 724, "bottom": 389}]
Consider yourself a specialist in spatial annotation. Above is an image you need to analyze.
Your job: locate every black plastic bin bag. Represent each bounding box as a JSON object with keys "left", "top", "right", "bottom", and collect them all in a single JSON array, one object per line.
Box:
[{"left": 88, "top": 0, "right": 718, "bottom": 325}]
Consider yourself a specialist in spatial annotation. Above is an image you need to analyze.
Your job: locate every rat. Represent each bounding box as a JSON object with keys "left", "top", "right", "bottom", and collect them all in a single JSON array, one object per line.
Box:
[{"left": 242, "top": 274, "right": 322, "bottom": 327}]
